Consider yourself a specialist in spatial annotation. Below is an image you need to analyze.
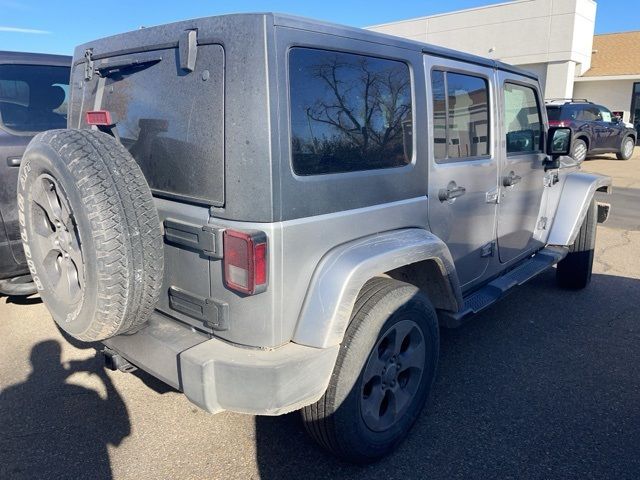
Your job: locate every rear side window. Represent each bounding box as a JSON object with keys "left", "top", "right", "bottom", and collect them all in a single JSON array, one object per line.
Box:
[
  {"left": 289, "top": 48, "right": 413, "bottom": 175},
  {"left": 576, "top": 106, "right": 600, "bottom": 122},
  {"left": 0, "top": 64, "right": 69, "bottom": 133},
  {"left": 431, "top": 70, "right": 490, "bottom": 161},
  {"left": 504, "top": 83, "right": 543, "bottom": 154}
]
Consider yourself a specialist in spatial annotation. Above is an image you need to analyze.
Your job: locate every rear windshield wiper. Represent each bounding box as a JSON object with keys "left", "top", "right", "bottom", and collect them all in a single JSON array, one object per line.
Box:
[{"left": 95, "top": 57, "right": 162, "bottom": 78}]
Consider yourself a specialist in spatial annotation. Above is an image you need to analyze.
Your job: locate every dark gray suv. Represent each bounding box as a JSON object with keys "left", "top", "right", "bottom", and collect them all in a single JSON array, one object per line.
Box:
[{"left": 0, "top": 51, "right": 70, "bottom": 296}]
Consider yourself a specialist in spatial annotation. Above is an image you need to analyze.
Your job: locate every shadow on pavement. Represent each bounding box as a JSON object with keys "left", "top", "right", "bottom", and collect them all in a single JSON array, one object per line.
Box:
[
  {"left": 54, "top": 322, "right": 177, "bottom": 396},
  {"left": 0, "top": 340, "right": 130, "bottom": 479},
  {"left": 4, "top": 294, "right": 42, "bottom": 306},
  {"left": 255, "top": 270, "right": 640, "bottom": 479}
]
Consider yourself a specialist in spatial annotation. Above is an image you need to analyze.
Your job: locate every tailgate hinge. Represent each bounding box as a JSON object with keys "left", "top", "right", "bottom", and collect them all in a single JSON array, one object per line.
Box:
[
  {"left": 84, "top": 48, "right": 94, "bottom": 81},
  {"left": 163, "top": 218, "right": 223, "bottom": 259},
  {"left": 179, "top": 29, "right": 198, "bottom": 72}
]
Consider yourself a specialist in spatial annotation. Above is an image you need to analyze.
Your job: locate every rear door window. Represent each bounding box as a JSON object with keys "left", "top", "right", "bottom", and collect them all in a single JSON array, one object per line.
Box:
[
  {"left": 504, "top": 83, "right": 543, "bottom": 154},
  {"left": 289, "top": 48, "right": 413, "bottom": 175},
  {"left": 576, "top": 106, "right": 600, "bottom": 122},
  {"left": 431, "top": 70, "right": 490, "bottom": 161},
  {"left": 0, "top": 64, "right": 69, "bottom": 133}
]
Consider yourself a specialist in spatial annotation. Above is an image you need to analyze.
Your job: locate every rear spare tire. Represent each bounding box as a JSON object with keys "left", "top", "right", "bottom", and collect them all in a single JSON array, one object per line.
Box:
[{"left": 17, "top": 129, "right": 163, "bottom": 341}]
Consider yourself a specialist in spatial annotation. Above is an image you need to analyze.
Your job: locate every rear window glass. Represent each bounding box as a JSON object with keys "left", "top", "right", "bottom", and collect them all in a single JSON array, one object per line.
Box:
[
  {"left": 289, "top": 48, "right": 413, "bottom": 175},
  {"left": 546, "top": 106, "right": 562, "bottom": 121},
  {"left": 0, "top": 64, "right": 69, "bottom": 133}
]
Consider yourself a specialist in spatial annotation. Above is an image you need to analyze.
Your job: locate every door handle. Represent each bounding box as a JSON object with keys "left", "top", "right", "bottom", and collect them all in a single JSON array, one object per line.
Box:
[
  {"left": 6, "top": 156, "right": 22, "bottom": 167},
  {"left": 438, "top": 181, "right": 466, "bottom": 202},
  {"left": 502, "top": 171, "right": 522, "bottom": 187}
]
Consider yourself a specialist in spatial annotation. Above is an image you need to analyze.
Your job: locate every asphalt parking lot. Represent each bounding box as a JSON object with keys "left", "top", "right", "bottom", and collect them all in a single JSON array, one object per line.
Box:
[{"left": 1, "top": 152, "right": 639, "bottom": 480}]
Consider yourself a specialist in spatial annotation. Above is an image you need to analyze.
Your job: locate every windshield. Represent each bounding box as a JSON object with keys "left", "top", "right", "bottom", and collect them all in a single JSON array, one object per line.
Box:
[{"left": 0, "top": 64, "right": 70, "bottom": 133}]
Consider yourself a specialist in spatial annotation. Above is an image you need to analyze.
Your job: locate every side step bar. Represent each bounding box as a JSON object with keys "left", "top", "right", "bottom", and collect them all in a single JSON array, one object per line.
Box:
[{"left": 439, "top": 247, "right": 568, "bottom": 328}]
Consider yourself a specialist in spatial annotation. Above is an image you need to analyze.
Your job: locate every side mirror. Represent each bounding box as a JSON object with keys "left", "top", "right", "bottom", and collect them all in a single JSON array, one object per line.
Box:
[{"left": 547, "top": 127, "right": 572, "bottom": 157}]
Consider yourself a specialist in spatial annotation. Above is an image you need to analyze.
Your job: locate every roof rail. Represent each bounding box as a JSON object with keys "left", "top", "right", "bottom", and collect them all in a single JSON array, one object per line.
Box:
[{"left": 545, "top": 98, "right": 593, "bottom": 104}]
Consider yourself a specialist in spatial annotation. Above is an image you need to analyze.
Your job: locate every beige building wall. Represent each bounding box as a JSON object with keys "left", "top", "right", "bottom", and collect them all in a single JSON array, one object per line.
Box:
[
  {"left": 574, "top": 79, "right": 639, "bottom": 122},
  {"left": 367, "top": 0, "right": 597, "bottom": 98}
]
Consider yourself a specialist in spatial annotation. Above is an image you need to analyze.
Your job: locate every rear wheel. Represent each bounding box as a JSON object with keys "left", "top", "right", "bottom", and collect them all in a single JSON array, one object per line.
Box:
[
  {"left": 616, "top": 136, "right": 635, "bottom": 160},
  {"left": 556, "top": 199, "right": 597, "bottom": 289},
  {"left": 302, "top": 278, "right": 439, "bottom": 464},
  {"left": 571, "top": 138, "right": 588, "bottom": 162}
]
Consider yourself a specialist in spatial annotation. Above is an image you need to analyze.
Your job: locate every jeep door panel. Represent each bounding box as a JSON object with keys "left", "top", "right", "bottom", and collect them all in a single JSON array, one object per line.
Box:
[
  {"left": 425, "top": 56, "right": 498, "bottom": 289},
  {"left": 496, "top": 73, "right": 546, "bottom": 264},
  {"left": 0, "top": 130, "right": 29, "bottom": 269}
]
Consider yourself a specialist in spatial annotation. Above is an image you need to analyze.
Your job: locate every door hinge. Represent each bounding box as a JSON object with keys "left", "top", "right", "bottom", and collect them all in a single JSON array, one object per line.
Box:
[
  {"left": 486, "top": 188, "right": 502, "bottom": 204},
  {"left": 544, "top": 172, "right": 559, "bottom": 187},
  {"left": 179, "top": 29, "right": 198, "bottom": 72},
  {"left": 168, "top": 286, "right": 229, "bottom": 331},
  {"left": 163, "top": 218, "right": 223, "bottom": 259},
  {"left": 481, "top": 241, "right": 495, "bottom": 258},
  {"left": 84, "top": 48, "right": 94, "bottom": 81},
  {"left": 537, "top": 217, "right": 548, "bottom": 230}
]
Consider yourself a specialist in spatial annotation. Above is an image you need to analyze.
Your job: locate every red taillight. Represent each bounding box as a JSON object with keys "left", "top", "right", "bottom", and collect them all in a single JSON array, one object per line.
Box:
[
  {"left": 548, "top": 120, "right": 568, "bottom": 127},
  {"left": 86, "top": 110, "right": 113, "bottom": 126},
  {"left": 223, "top": 229, "right": 268, "bottom": 295}
]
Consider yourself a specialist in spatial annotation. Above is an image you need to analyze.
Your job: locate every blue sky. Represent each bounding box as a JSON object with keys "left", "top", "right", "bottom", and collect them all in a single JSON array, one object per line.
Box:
[{"left": 1, "top": 0, "right": 638, "bottom": 55}]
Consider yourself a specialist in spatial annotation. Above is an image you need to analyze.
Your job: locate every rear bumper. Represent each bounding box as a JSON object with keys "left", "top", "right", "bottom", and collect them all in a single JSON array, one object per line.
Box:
[{"left": 103, "top": 312, "right": 339, "bottom": 415}]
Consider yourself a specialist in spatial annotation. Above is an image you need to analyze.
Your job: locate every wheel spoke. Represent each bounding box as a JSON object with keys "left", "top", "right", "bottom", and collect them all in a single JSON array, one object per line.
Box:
[
  {"left": 54, "top": 256, "right": 81, "bottom": 302},
  {"left": 361, "top": 382, "right": 385, "bottom": 424},
  {"left": 32, "top": 178, "right": 63, "bottom": 225},
  {"left": 398, "top": 345, "right": 425, "bottom": 373},
  {"left": 391, "top": 385, "right": 413, "bottom": 414}
]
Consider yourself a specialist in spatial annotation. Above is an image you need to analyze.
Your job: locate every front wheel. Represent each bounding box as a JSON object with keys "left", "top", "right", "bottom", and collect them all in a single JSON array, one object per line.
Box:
[
  {"left": 301, "top": 278, "right": 439, "bottom": 464},
  {"left": 616, "top": 136, "right": 635, "bottom": 160},
  {"left": 571, "top": 138, "right": 588, "bottom": 163},
  {"left": 557, "top": 199, "right": 597, "bottom": 289}
]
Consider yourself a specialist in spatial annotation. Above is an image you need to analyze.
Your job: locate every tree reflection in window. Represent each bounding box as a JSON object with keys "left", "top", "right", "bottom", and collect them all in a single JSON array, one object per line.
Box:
[{"left": 290, "top": 48, "right": 412, "bottom": 175}]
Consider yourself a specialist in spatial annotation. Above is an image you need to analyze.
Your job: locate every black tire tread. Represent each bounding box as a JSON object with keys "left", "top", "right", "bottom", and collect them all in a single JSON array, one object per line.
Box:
[{"left": 556, "top": 198, "right": 597, "bottom": 289}]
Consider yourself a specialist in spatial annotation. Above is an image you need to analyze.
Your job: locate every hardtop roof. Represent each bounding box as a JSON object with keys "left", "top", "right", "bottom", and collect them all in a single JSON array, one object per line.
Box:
[
  {"left": 0, "top": 51, "right": 71, "bottom": 66},
  {"left": 73, "top": 12, "right": 538, "bottom": 81}
]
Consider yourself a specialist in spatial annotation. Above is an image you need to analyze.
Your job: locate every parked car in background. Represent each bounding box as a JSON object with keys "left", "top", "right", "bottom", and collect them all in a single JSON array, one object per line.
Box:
[
  {"left": 546, "top": 98, "right": 637, "bottom": 162},
  {"left": 0, "top": 51, "right": 71, "bottom": 296}
]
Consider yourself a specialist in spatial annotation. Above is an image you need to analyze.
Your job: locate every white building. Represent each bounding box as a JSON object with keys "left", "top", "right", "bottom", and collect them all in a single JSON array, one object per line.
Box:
[{"left": 367, "top": 0, "right": 640, "bottom": 130}]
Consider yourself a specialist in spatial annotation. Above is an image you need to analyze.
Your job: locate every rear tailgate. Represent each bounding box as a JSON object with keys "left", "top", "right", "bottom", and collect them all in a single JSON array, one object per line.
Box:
[{"left": 69, "top": 39, "right": 225, "bottom": 333}]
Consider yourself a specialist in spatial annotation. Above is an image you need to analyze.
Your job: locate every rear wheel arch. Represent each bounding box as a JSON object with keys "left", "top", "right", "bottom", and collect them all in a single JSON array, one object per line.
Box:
[
  {"left": 575, "top": 134, "right": 590, "bottom": 150},
  {"left": 292, "top": 229, "right": 462, "bottom": 349},
  {"left": 384, "top": 259, "right": 459, "bottom": 312}
]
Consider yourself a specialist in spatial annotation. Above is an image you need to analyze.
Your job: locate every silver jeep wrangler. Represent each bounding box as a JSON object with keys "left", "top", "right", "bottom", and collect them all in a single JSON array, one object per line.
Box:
[{"left": 18, "top": 13, "right": 611, "bottom": 463}]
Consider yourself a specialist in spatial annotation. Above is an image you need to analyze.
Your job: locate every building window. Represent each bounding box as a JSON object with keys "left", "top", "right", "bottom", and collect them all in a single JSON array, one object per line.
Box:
[
  {"left": 289, "top": 48, "right": 413, "bottom": 176},
  {"left": 632, "top": 82, "right": 640, "bottom": 137},
  {"left": 431, "top": 70, "right": 490, "bottom": 161},
  {"left": 504, "top": 83, "right": 543, "bottom": 154}
]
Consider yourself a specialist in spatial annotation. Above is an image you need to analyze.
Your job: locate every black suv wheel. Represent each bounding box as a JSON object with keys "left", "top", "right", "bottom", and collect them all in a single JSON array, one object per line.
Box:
[
  {"left": 616, "top": 136, "right": 635, "bottom": 160},
  {"left": 302, "top": 278, "right": 439, "bottom": 464}
]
